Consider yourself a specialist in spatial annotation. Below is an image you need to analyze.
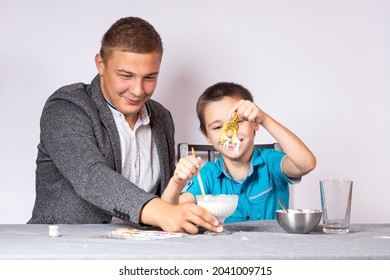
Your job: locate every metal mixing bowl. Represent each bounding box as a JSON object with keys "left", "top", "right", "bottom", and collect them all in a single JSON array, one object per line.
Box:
[{"left": 276, "top": 209, "right": 322, "bottom": 234}]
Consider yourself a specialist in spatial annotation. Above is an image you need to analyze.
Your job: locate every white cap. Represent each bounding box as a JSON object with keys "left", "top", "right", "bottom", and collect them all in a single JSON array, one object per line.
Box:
[{"left": 48, "top": 225, "right": 60, "bottom": 237}]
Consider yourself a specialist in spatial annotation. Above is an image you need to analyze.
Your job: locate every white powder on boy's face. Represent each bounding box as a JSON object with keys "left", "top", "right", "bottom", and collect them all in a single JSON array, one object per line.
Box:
[
  {"left": 220, "top": 136, "right": 240, "bottom": 154},
  {"left": 232, "top": 136, "right": 240, "bottom": 154}
]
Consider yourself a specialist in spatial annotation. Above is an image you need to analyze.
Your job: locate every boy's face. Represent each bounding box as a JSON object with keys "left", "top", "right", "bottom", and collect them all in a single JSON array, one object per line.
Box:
[
  {"left": 95, "top": 50, "right": 161, "bottom": 127},
  {"left": 203, "top": 96, "right": 258, "bottom": 160}
]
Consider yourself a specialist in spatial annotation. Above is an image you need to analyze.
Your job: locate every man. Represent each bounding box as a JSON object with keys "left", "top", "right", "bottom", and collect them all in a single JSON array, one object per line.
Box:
[{"left": 28, "top": 17, "right": 221, "bottom": 234}]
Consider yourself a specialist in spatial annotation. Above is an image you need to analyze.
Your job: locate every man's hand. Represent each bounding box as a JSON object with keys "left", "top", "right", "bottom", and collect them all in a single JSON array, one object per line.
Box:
[{"left": 141, "top": 198, "right": 223, "bottom": 234}]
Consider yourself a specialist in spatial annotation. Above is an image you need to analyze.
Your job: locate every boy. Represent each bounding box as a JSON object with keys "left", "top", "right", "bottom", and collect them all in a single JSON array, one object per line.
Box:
[{"left": 163, "top": 82, "right": 316, "bottom": 222}]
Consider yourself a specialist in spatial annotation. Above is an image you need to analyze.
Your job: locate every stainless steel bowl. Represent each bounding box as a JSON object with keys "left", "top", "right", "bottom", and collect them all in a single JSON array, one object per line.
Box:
[{"left": 276, "top": 209, "right": 322, "bottom": 234}]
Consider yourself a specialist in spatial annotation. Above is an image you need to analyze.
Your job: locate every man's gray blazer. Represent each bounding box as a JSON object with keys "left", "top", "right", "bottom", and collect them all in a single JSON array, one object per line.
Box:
[{"left": 28, "top": 75, "right": 175, "bottom": 224}]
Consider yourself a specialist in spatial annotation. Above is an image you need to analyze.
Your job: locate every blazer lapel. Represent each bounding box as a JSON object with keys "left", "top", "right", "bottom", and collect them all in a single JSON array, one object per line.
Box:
[
  {"left": 148, "top": 103, "right": 170, "bottom": 194},
  {"left": 88, "top": 75, "right": 122, "bottom": 173}
]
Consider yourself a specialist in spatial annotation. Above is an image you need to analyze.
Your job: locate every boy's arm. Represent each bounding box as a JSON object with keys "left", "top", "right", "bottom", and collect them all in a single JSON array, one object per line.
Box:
[
  {"left": 161, "top": 177, "right": 184, "bottom": 204},
  {"left": 228, "top": 99, "right": 316, "bottom": 178},
  {"left": 260, "top": 114, "right": 316, "bottom": 178},
  {"left": 161, "top": 155, "right": 201, "bottom": 204}
]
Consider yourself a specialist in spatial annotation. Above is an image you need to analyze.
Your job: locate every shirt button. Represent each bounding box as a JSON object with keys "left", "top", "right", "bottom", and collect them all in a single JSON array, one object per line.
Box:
[{"left": 246, "top": 216, "right": 250, "bottom": 220}]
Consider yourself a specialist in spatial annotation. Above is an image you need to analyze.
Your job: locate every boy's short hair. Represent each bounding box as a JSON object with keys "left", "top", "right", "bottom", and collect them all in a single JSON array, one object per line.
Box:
[
  {"left": 196, "top": 82, "right": 254, "bottom": 134},
  {"left": 100, "top": 17, "right": 163, "bottom": 64}
]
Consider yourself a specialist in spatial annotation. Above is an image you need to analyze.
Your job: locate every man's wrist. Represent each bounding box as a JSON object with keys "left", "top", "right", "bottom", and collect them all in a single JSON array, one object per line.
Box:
[{"left": 140, "top": 198, "right": 170, "bottom": 228}]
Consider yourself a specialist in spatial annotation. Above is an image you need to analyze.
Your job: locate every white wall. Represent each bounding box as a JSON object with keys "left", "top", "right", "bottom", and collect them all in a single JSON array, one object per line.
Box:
[{"left": 1, "top": 0, "right": 389, "bottom": 224}]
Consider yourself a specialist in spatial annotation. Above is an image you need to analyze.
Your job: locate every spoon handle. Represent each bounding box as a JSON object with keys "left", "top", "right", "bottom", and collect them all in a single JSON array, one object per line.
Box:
[
  {"left": 278, "top": 199, "right": 289, "bottom": 213},
  {"left": 191, "top": 147, "right": 206, "bottom": 196}
]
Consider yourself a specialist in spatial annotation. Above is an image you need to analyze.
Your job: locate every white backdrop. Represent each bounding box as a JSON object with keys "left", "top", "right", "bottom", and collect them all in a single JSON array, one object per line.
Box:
[{"left": 0, "top": 0, "right": 389, "bottom": 224}]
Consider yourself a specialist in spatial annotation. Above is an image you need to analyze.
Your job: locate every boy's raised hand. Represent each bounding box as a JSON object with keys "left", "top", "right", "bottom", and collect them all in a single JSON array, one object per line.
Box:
[{"left": 227, "top": 99, "right": 266, "bottom": 125}]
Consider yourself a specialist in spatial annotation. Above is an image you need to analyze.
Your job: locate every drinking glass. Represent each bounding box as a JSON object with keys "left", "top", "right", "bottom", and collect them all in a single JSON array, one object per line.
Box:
[{"left": 320, "top": 179, "right": 353, "bottom": 234}]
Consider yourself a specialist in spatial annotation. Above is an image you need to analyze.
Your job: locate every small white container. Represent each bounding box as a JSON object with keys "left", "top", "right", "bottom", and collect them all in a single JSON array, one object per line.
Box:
[{"left": 48, "top": 225, "right": 60, "bottom": 237}]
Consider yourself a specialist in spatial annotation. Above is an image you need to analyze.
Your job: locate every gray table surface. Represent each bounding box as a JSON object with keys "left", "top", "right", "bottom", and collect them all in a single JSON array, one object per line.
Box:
[{"left": 1, "top": 221, "right": 389, "bottom": 260}]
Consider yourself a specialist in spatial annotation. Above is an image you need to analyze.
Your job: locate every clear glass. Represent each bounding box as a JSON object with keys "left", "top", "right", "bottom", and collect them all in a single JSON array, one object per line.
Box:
[
  {"left": 196, "top": 194, "right": 238, "bottom": 235},
  {"left": 320, "top": 179, "right": 353, "bottom": 234}
]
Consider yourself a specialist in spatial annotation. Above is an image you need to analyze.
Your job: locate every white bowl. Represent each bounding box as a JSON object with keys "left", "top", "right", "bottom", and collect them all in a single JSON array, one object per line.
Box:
[{"left": 196, "top": 194, "right": 238, "bottom": 223}]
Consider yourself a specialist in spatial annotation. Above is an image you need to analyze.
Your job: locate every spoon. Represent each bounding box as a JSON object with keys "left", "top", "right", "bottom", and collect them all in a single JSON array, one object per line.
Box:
[
  {"left": 191, "top": 147, "right": 206, "bottom": 197},
  {"left": 278, "top": 199, "right": 289, "bottom": 213}
]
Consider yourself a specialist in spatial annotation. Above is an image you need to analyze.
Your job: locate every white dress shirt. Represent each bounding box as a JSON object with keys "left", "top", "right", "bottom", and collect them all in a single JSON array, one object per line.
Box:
[{"left": 107, "top": 102, "right": 160, "bottom": 194}]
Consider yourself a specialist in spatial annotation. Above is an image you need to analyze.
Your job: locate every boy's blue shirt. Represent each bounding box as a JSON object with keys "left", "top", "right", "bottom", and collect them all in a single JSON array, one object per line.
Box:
[{"left": 183, "top": 147, "right": 299, "bottom": 223}]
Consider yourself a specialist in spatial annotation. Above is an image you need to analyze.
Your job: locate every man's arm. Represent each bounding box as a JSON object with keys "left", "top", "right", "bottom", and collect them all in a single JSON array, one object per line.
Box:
[{"left": 140, "top": 197, "right": 222, "bottom": 234}]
